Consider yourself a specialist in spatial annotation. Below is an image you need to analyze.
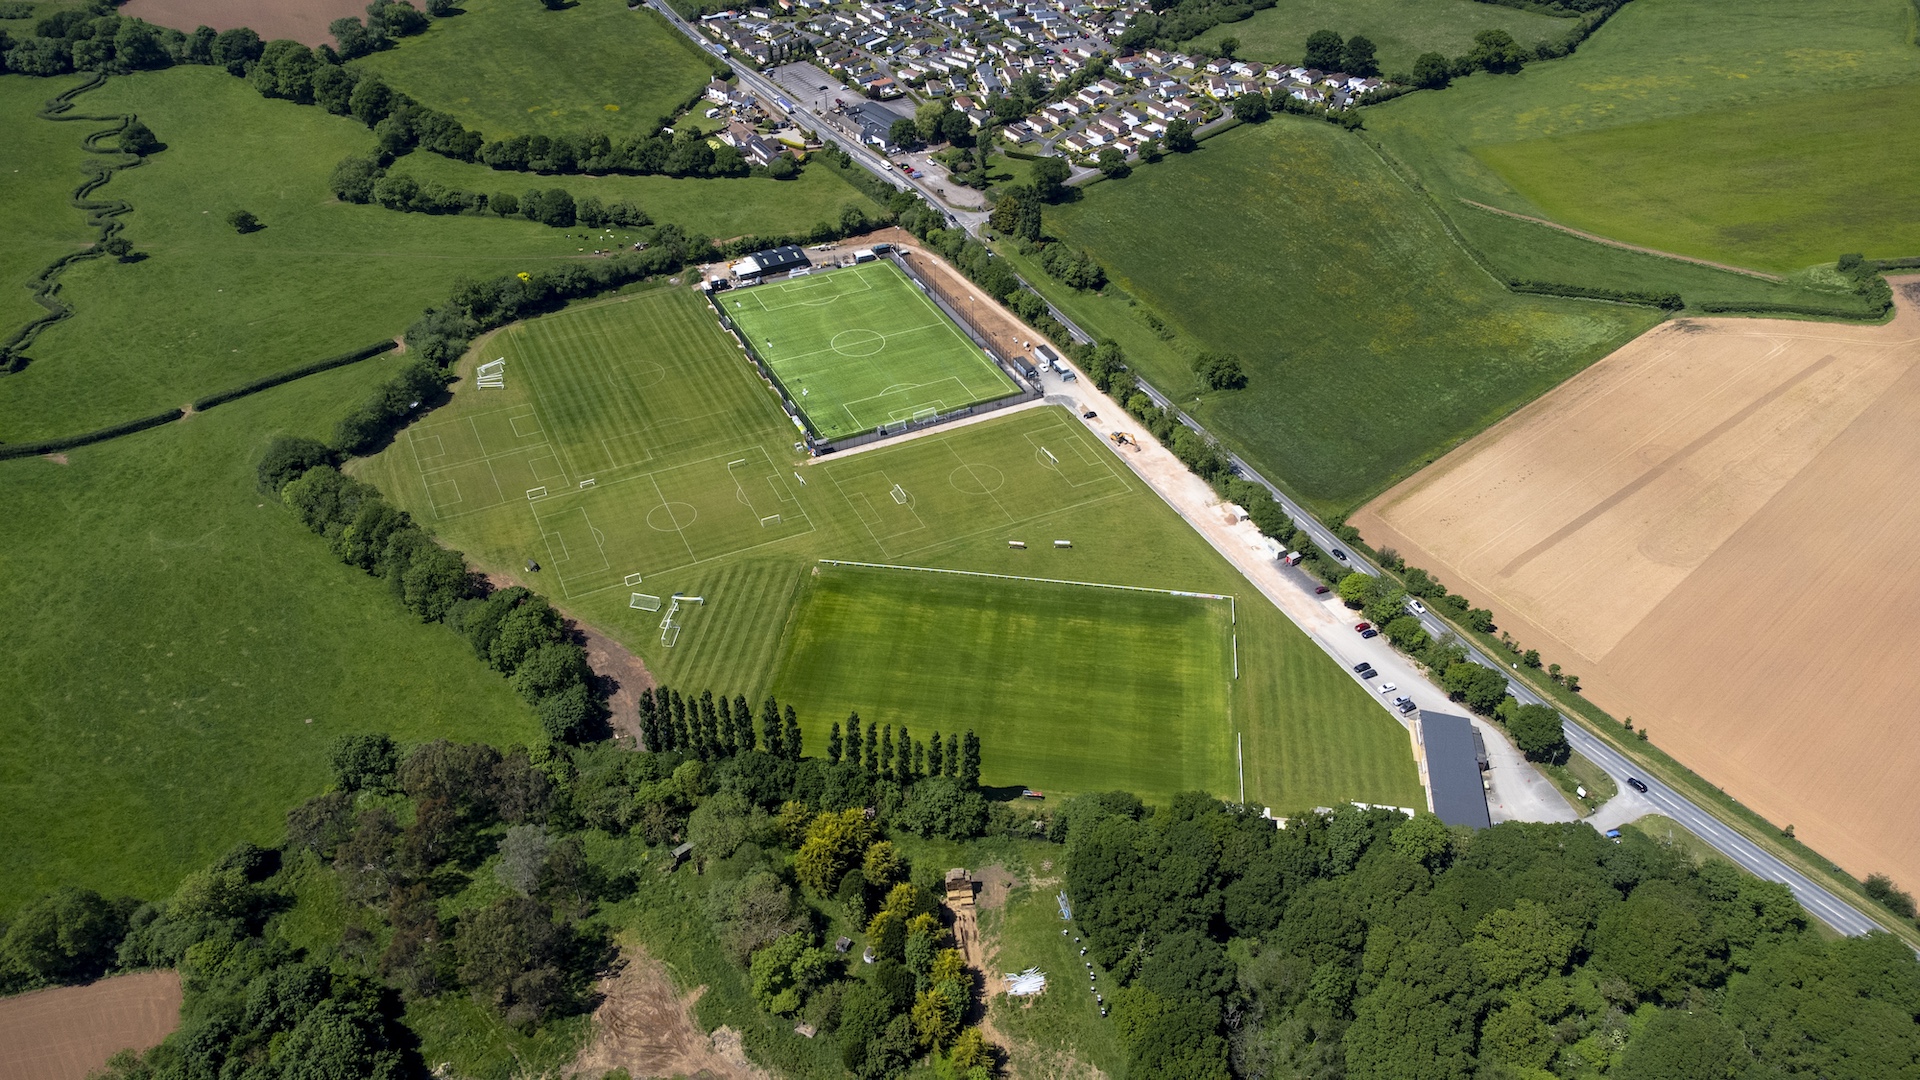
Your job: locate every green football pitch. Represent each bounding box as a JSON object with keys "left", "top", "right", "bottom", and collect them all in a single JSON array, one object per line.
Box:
[
  {"left": 720, "top": 261, "right": 1019, "bottom": 441},
  {"left": 773, "top": 564, "right": 1238, "bottom": 797}
]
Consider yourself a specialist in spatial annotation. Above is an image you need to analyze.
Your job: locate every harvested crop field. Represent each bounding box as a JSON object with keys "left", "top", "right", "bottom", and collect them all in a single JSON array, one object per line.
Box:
[
  {"left": 0, "top": 971, "right": 182, "bottom": 1080},
  {"left": 118, "top": 0, "right": 368, "bottom": 45},
  {"left": 1355, "top": 282, "right": 1920, "bottom": 888}
]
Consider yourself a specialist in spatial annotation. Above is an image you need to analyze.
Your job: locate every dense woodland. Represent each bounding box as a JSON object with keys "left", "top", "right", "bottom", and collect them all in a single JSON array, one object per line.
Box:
[{"left": 1057, "top": 793, "right": 1920, "bottom": 1079}]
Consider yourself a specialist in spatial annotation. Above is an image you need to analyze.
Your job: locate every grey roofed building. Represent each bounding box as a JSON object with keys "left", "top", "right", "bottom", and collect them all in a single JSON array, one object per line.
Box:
[
  {"left": 732, "top": 244, "right": 810, "bottom": 279},
  {"left": 1420, "top": 711, "right": 1492, "bottom": 829}
]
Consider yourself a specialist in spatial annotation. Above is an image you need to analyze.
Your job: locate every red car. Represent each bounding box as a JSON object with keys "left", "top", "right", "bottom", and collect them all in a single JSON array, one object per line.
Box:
[
  {"left": 1314, "top": 586, "right": 1331, "bottom": 595},
  {"left": 1354, "top": 622, "right": 1371, "bottom": 632}
]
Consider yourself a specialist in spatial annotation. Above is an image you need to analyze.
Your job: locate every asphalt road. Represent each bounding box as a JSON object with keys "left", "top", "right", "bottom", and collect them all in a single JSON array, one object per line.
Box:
[{"left": 645, "top": 1, "right": 1887, "bottom": 938}]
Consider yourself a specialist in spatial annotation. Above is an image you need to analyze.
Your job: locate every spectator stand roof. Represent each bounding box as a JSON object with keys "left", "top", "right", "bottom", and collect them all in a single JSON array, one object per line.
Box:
[{"left": 1419, "top": 711, "right": 1492, "bottom": 829}]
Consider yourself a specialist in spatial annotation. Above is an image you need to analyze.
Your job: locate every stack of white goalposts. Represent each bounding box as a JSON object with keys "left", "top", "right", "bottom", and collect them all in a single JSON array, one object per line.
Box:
[{"left": 476, "top": 358, "right": 506, "bottom": 389}]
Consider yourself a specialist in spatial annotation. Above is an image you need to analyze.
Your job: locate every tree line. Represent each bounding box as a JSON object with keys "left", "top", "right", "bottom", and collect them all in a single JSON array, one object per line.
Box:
[
  {"left": 3, "top": 706, "right": 1030, "bottom": 1080},
  {"left": 1055, "top": 790, "right": 1920, "bottom": 1079}
]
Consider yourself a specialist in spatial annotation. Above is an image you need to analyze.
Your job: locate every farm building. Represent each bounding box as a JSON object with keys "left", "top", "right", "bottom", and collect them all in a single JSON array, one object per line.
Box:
[
  {"left": 1419, "top": 711, "right": 1491, "bottom": 829},
  {"left": 731, "top": 245, "right": 810, "bottom": 281}
]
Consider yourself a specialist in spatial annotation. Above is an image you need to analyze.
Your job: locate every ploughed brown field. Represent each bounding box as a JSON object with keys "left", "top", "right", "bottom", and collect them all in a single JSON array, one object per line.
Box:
[
  {"left": 0, "top": 971, "right": 182, "bottom": 1080},
  {"left": 1355, "top": 281, "right": 1920, "bottom": 889},
  {"left": 118, "top": 0, "right": 368, "bottom": 46}
]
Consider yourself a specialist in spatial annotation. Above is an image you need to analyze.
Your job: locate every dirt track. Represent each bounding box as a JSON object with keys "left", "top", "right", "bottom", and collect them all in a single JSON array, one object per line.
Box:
[
  {"left": 571, "top": 945, "right": 768, "bottom": 1080},
  {"left": 119, "top": 0, "right": 368, "bottom": 45},
  {"left": 0, "top": 971, "right": 182, "bottom": 1080},
  {"left": 1355, "top": 280, "right": 1920, "bottom": 888}
]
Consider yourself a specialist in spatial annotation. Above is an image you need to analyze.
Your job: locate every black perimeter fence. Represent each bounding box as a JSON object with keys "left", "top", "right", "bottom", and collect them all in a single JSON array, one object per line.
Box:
[{"left": 705, "top": 249, "right": 1040, "bottom": 457}]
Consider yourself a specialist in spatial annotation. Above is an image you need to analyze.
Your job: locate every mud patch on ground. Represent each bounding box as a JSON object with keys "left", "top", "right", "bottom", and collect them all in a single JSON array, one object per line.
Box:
[
  {"left": 0, "top": 970, "right": 182, "bottom": 1080},
  {"left": 572, "top": 946, "right": 769, "bottom": 1080},
  {"left": 972, "top": 864, "right": 1018, "bottom": 912}
]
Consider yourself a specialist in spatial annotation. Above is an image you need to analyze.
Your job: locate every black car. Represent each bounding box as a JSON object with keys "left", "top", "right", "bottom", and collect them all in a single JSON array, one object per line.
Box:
[
  {"left": 1626, "top": 777, "right": 1649, "bottom": 794},
  {"left": 1351, "top": 661, "right": 1372, "bottom": 673},
  {"left": 1331, "top": 549, "right": 1349, "bottom": 561},
  {"left": 1082, "top": 409, "right": 1097, "bottom": 419}
]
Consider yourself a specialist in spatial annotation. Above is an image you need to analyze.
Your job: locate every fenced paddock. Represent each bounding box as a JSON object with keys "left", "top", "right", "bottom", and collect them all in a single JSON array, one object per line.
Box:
[{"left": 721, "top": 261, "right": 1022, "bottom": 440}]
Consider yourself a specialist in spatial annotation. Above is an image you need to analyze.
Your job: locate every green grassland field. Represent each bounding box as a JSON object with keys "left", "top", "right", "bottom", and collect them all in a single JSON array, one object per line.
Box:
[
  {"left": 0, "top": 74, "right": 96, "bottom": 336},
  {"left": 1369, "top": 0, "right": 1920, "bottom": 272},
  {"left": 0, "top": 65, "right": 879, "bottom": 443},
  {"left": 356, "top": 284, "right": 1425, "bottom": 809},
  {"left": 1183, "top": 0, "right": 1574, "bottom": 77},
  {"left": 388, "top": 149, "right": 884, "bottom": 241},
  {"left": 773, "top": 566, "right": 1237, "bottom": 799},
  {"left": 723, "top": 261, "right": 1019, "bottom": 439},
  {"left": 0, "top": 355, "right": 542, "bottom": 914},
  {"left": 1024, "top": 115, "right": 1660, "bottom": 517},
  {"left": 350, "top": 0, "right": 720, "bottom": 137}
]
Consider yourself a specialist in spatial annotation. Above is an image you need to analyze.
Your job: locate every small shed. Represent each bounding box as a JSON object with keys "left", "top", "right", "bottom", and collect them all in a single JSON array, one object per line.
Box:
[
  {"left": 668, "top": 842, "right": 694, "bottom": 869},
  {"left": 835, "top": 936, "right": 854, "bottom": 954}
]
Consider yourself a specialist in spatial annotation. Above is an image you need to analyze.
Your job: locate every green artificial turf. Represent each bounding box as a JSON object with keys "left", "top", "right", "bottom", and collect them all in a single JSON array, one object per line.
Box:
[
  {"left": 1369, "top": 0, "right": 1920, "bottom": 273},
  {"left": 350, "top": 0, "right": 720, "bottom": 138},
  {"left": 723, "top": 261, "right": 1018, "bottom": 440},
  {"left": 1029, "top": 116, "right": 1658, "bottom": 517},
  {"left": 0, "top": 356, "right": 541, "bottom": 914},
  {"left": 772, "top": 566, "right": 1236, "bottom": 799},
  {"left": 388, "top": 149, "right": 885, "bottom": 241},
  {"left": 360, "top": 288, "right": 1425, "bottom": 811},
  {"left": 0, "top": 73, "right": 96, "bottom": 336},
  {"left": 1183, "top": 0, "right": 1573, "bottom": 76}
]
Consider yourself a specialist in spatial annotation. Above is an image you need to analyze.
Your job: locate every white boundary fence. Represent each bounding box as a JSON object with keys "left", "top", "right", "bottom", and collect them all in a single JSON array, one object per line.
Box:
[{"left": 816, "top": 559, "right": 1235, "bottom": 621}]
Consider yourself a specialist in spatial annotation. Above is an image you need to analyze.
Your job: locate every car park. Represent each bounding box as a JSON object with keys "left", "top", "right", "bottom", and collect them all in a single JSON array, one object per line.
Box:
[{"left": 1627, "top": 777, "right": 1649, "bottom": 793}]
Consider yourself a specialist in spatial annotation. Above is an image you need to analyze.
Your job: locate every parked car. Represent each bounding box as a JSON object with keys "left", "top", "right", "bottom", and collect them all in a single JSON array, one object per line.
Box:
[
  {"left": 1397, "top": 699, "right": 1417, "bottom": 714},
  {"left": 1605, "top": 829, "right": 1622, "bottom": 842},
  {"left": 1351, "top": 661, "right": 1373, "bottom": 673},
  {"left": 1408, "top": 599, "right": 1427, "bottom": 615},
  {"left": 1314, "top": 585, "right": 1331, "bottom": 594},
  {"left": 1082, "top": 409, "right": 1097, "bottom": 419},
  {"left": 1378, "top": 683, "right": 1397, "bottom": 694},
  {"left": 1626, "top": 777, "right": 1649, "bottom": 793},
  {"left": 1354, "top": 622, "right": 1371, "bottom": 632},
  {"left": 1360, "top": 628, "right": 1379, "bottom": 639},
  {"left": 1356, "top": 667, "right": 1376, "bottom": 680}
]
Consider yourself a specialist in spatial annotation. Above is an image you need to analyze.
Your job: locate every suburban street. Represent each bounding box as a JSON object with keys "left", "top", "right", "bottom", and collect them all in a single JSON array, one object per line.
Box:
[{"left": 648, "top": 0, "right": 1889, "bottom": 939}]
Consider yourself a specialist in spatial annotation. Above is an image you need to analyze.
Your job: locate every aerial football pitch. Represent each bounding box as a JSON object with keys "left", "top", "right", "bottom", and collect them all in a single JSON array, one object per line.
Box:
[{"left": 720, "top": 260, "right": 1019, "bottom": 440}]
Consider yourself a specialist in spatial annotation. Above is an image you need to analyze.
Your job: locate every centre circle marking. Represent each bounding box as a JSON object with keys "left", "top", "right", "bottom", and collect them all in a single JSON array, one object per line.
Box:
[
  {"left": 831, "top": 328, "right": 886, "bottom": 356},
  {"left": 647, "top": 501, "right": 699, "bottom": 531},
  {"left": 948, "top": 464, "right": 1005, "bottom": 495}
]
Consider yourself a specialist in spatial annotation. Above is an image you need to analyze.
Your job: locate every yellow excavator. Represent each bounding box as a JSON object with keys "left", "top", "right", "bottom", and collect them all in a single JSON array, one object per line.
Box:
[{"left": 1109, "top": 431, "right": 1141, "bottom": 452}]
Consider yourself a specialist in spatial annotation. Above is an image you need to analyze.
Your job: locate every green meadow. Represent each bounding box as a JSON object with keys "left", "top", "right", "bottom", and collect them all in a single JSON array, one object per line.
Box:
[
  {"left": 1184, "top": 0, "right": 1573, "bottom": 76},
  {"left": 1370, "top": 0, "right": 1920, "bottom": 272},
  {"left": 358, "top": 286, "right": 1425, "bottom": 809},
  {"left": 389, "top": 149, "right": 885, "bottom": 241},
  {"left": 350, "top": 0, "right": 720, "bottom": 137},
  {"left": 0, "top": 357, "right": 541, "bottom": 913},
  {"left": 0, "top": 74, "right": 96, "bottom": 336},
  {"left": 1029, "top": 115, "right": 1658, "bottom": 517}
]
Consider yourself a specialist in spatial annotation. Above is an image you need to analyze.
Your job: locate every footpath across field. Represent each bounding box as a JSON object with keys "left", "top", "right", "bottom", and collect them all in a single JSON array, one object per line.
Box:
[{"left": 721, "top": 261, "right": 1018, "bottom": 440}]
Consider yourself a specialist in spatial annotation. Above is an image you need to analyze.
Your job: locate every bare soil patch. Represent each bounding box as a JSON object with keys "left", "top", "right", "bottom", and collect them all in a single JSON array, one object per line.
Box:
[
  {"left": 571, "top": 945, "right": 769, "bottom": 1080},
  {"left": 0, "top": 971, "right": 182, "bottom": 1080},
  {"left": 119, "top": 0, "right": 369, "bottom": 46},
  {"left": 1355, "top": 280, "right": 1920, "bottom": 887}
]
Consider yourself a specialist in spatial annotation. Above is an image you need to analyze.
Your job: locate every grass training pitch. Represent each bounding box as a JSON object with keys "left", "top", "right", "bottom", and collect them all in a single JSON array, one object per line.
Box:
[
  {"left": 359, "top": 286, "right": 1424, "bottom": 809},
  {"left": 722, "top": 261, "right": 1020, "bottom": 440},
  {"left": 1182, "top": 0, "right": 1573, "bottom": 77},
  {"left": 773, "top": 565, "right": 1237, "bottom": 797}
]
